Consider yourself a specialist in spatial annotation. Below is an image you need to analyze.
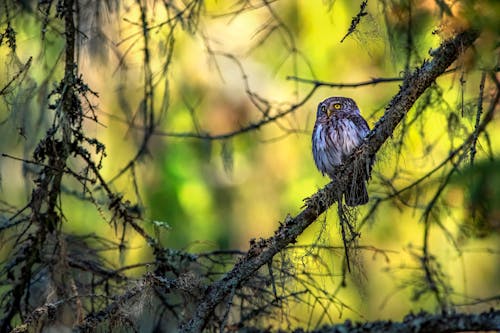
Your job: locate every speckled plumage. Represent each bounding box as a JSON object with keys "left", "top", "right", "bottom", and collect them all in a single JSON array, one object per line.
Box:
[{"left": 312, "top": 97, "right": 370, "bottom": 206}]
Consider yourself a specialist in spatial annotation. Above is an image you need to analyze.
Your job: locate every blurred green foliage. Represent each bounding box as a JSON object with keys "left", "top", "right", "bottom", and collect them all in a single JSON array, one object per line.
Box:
[
  {"left": 0, "top": 0, "right": 499, "bottom": 327},
  {"left": 453, "top": 159, "right": 500, "bottom": 238}
]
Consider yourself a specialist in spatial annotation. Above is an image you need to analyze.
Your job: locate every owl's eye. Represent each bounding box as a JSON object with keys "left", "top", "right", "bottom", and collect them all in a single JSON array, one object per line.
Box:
[
  {"left": 333, "top": 103, "right": 342, "bottom": 110},
  {"left": 320, "top": 105, "right": 327, "bottom": 113}
]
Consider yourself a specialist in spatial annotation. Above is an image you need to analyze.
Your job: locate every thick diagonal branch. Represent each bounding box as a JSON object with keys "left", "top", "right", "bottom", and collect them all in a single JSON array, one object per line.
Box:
[{"left": 179, "top": 29, "right": 480, "bottom": 333}]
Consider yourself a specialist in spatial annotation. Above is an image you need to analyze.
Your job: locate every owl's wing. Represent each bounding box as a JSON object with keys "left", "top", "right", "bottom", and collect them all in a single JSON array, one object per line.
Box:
[
  {"left": 347, "top": 112, "right": 374, "bottom": 177},
  {"left": 347, "top": 113, "right": 370, "bottom": 135}
]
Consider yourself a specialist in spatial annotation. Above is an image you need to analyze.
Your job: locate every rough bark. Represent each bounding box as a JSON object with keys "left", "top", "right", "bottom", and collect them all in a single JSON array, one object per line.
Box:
[{"left": 242, "top": 309, "right": 500, "bottom": 333}]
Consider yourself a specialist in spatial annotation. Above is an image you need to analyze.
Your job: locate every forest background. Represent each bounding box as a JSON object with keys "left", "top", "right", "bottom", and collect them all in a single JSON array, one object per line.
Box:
[{"left": 0, "top": 0, "right": 499, "bottom": 332}]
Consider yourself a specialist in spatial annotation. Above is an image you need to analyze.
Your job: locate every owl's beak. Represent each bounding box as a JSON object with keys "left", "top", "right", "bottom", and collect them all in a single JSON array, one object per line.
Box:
[{"left": 326, "top": 108, "right": 333, "bottom": 118}]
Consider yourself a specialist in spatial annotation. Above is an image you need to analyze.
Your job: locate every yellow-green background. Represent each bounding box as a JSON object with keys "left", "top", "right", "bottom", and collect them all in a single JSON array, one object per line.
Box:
[{"left": 0, "top": 0, "right": 498, "bottom": 328}]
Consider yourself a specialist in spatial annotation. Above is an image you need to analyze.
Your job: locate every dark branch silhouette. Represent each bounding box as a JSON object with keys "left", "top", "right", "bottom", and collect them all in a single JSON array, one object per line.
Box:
[{"left": 243, "top": 309, "right": 500, "bottom": 333}]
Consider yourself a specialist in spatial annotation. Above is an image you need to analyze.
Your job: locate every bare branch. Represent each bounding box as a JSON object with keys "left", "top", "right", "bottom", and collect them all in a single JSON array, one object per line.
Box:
[
  {"left": 340, "top": 0, "right": 368, "bottom": 43},
  {"left": 240, "top": 309, "right": 500, "bottom": 333}
]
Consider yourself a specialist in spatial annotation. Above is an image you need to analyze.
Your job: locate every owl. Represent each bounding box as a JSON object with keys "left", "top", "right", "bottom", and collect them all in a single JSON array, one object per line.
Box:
[{"left": 312, "top": 96, "right": 370, "bottom": 206}]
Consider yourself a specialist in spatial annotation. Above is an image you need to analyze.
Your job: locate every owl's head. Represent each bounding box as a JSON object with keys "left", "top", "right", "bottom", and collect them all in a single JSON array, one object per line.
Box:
[{"left": 316, "top": 96, "right": 360, "bottom": 119}]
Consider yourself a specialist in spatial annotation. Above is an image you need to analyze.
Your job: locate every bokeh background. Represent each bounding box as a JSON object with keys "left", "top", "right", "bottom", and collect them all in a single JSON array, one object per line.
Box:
[{"left": 1, "top": 0, "right": 499, "bottom": 328}]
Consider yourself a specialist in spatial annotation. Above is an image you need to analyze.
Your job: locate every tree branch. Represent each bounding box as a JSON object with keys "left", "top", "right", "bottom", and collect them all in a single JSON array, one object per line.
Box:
[
  {"left": 178, "top": 28, "right": 480, "bottom": 332},
  {"left": 242, "top": 309, "right": 500, "bottom": 333}
]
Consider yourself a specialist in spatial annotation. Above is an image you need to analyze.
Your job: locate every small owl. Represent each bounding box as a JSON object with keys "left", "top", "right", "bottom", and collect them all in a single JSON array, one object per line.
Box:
[{"left": 312, "top": 96, "right": 370, "bottom": 206}]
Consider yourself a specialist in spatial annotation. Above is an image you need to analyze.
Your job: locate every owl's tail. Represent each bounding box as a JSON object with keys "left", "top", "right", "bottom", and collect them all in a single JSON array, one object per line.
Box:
[{"left": 345, "top": 181, "right": 369, "bottom": 207}]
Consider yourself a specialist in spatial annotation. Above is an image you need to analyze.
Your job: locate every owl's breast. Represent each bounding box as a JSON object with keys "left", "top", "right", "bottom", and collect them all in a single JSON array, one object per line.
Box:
[
  {"left": 312, "top": 117, "right": 367, "bottom": 177},
  {"left": 335, "top": 118, "right": 365, "bottom": 154}
]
